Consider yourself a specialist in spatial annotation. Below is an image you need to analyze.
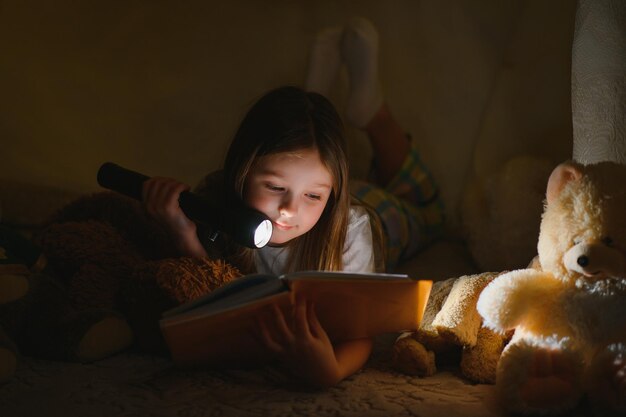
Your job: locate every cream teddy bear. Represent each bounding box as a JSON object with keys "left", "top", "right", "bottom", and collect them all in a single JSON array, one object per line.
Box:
[{"left": 477, "top": 161, "right": 626, "bottom": 415}]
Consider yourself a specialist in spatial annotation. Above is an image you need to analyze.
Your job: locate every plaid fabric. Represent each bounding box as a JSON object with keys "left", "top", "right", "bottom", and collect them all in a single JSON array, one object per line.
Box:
[{"left": 350, "top": 142, "right": 444, "bottom": 271}]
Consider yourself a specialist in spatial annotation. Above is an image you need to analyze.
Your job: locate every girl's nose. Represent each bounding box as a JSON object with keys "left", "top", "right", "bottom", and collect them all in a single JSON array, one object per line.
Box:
[{"left": 279, "top": 194, "right": 297, "bottom": 217}]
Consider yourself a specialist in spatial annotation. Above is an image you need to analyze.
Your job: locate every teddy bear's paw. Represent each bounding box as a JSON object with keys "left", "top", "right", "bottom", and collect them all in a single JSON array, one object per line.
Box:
[
  {"left": 460, "top": 327, "right": 508, "bottom": 384},
  {"left": 497, "top": 342, "right": 583, "bottom": 414},
  {"left": 391, "top": 334, "right": 436, "bottom": 377},
  {"left": 521, "top": 348, "right": 583, "bottom": 411},
  {"left": 585, "top": 343, "right": 626, "bottom": 415},
  {"left": 76, "top": 315, "right": 133, "bottom": 362},
  {"left": 139, "top": 257, "right": 242, "bottom": 304}
]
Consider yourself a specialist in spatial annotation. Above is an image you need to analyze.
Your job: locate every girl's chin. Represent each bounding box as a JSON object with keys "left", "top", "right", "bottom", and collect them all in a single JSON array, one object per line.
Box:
[
  {"left": 268, "top": 234, "right": 291, "bottom": 246},
  {"left": 269, "top": 237, "right": 293, "bottom": 246},
  {"left": 268, "top": 230, "right": 305, "bottom": 246}
]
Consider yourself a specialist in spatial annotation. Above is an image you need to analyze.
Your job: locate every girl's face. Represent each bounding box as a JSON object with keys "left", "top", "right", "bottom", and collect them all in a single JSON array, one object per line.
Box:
[{"left": 243, "top": 147, "right": 333, "bottom": 245}]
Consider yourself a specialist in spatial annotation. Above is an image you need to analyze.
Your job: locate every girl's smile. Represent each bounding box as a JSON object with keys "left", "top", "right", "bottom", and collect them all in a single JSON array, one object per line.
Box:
[{"left": 274, "top": 221, "right": 294, "bottom": 231}]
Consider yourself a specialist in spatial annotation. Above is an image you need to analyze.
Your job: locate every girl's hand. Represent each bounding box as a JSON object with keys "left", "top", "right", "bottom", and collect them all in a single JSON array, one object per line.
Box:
[
  {"left": 142, "top": 177, "right": 207, "bottom": 257},
  {"left": 258, "top": 296, "right": 341, "bottom": 388}
]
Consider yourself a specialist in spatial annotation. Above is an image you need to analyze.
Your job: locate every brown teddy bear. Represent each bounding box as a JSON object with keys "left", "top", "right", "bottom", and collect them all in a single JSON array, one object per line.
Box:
[
  {"left": 391, "top": 271, "right": 512, "bottom": 383},
  {"left": 0, "top": 223, "right": 133, "bottom": 382},
  {"left": 0, "top": 191, "right": 240, "bottom": 380}
]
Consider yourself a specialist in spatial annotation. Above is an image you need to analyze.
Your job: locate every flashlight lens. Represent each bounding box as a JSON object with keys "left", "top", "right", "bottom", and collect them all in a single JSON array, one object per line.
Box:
[{"left": 254, "top": 220, "right": 273, "bottom": 248}]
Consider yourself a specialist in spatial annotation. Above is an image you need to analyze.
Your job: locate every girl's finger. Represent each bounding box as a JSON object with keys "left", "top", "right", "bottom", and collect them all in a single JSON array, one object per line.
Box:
[
  {"left": 256, "top": 315, "right": 283, "bottom": 354},
  {"left": 293, "top": 295, "right": 311, "bottom": 338},
  {"left": 166, "top": 182, "right": 189, "bottom": 210},
  {"left": 307, "top": 301, "right": 327, "bottom": 341},
  {"left": 143, "top": 178, "right": 161, "bottom": 213},
  {"left": 145, "top": 177, "right": 170, "bottom": 208},
  {"left": 156, "top": 180, "right": 177, "bottom": 209},
  {"left": 271, "top": 303, "right": 294, "bottom": 344},
  {"left": 156, "top": 179, "right": 191, "bottom": 218},
  {"left": 154, "top": 178, "right": 178, "bottom": 207}
]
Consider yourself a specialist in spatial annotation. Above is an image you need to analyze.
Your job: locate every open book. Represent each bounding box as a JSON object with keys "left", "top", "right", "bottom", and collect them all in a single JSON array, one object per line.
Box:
[{"left": 159, "top": 271, "right": 432, "bottom": 367}]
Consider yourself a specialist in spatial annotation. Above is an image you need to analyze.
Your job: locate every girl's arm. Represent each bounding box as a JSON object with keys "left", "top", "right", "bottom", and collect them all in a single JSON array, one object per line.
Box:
[
  {"left": 142, "top": 177, "right": 208, "bottom": 258},
  {"left": 258, "top": 296, "right": 373, "bottom": 388}
]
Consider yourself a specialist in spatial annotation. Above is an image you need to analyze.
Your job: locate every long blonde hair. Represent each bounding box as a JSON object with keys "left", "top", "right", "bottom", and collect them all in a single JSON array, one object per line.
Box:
[{"left": 222, "top": 86, "right": 351, "bottom": 273}]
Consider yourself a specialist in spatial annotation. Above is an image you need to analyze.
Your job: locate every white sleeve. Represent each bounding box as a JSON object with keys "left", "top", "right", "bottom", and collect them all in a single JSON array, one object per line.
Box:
[{"left": 341, "top": 206, "right": 376, "bottom": 273}]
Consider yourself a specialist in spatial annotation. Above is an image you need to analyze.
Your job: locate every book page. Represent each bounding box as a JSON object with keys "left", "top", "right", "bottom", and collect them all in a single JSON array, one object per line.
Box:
[
  {"left": 161, "top": 274, "right": 286, "bottom": 318},
  {"left": 284, "top": 270, "right": 409, "bottom": 281}
]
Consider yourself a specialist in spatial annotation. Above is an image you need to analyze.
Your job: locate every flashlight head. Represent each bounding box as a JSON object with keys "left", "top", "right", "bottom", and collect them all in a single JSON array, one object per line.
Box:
[
  {"left": 254, "top": 219, "right": 273, "bottom": 248},
  {"left": 224, "top": 204, "right": 273, "bottom": 248}
]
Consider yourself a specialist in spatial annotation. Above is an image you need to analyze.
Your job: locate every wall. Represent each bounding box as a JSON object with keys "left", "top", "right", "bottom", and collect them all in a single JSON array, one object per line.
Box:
[{"left": 0, "top": 0, "right": 576, "bottom": 227}]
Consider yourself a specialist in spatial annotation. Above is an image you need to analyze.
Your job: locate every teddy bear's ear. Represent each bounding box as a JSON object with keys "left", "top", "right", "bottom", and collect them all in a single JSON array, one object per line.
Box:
[{"left": 546, "top": 161, "right": 584, "bottom": 203}]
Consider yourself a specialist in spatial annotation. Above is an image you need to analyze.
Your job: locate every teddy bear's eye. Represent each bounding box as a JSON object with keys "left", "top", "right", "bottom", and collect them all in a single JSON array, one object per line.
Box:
[
  {"left": 573, "top": 238, "right": 581, "bottom": 245},
  {"left": 602, "top": 236, "right": 614, "bottom": 247}
]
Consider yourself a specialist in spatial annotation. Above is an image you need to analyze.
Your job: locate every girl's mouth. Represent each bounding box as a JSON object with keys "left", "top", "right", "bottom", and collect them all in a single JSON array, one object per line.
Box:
[{"left": 274, "top": 222, "right": 294, "bottom": 231}]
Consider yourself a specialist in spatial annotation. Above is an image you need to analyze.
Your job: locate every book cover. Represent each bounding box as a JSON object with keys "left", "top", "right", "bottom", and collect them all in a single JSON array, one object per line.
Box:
[{"left": 159, "top": 271, "right": 432, "bottom": 367}]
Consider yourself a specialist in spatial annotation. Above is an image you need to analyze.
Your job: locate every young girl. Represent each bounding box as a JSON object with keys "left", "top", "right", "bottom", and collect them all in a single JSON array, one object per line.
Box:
[{"left": 142, "top": 17, "right": 444, "bottom": 388}]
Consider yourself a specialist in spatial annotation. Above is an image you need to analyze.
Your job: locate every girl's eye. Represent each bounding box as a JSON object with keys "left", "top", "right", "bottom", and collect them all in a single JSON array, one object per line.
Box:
[
  {"left": 306, "top": 194, "right": 322, "bottom": 201},
  {"left": 265, "top": 184, "right": 284, "bottom": 192}
]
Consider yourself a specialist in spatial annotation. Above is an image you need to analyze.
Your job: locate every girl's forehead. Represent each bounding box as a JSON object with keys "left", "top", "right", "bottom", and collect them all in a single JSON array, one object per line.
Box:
[
  {"left": 258, "top": 147, "right": 320, "bottom": 164},
  {"left": 253, "top": 148, "right": 331, "bottom": 178}
]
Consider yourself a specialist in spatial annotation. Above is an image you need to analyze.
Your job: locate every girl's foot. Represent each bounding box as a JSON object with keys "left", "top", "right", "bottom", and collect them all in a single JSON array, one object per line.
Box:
[
  {"left": 341, "top": 17, "right": 383, "bottom": 128},
  {"left": 304, "top": 26, "right": 343, "bottom": 97}
]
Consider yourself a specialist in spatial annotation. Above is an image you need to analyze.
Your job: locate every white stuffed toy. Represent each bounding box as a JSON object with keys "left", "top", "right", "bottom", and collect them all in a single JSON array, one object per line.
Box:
[{"left": 477, "top": 160, "right": 626, "bottom": 415}]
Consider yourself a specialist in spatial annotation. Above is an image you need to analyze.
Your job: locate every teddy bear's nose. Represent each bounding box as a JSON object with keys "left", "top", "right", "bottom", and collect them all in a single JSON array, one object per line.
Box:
[{"left": 577, "top": 255, "right": 589, "bottom": 267}]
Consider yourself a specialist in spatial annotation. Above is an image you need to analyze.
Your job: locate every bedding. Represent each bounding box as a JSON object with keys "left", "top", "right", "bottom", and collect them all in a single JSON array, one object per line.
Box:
[
  {"left": 1, "top": 333, "right": 596, "bottom": 416},
  {"left": 3, "top": 335, "right": 501, "bottom": 417}
]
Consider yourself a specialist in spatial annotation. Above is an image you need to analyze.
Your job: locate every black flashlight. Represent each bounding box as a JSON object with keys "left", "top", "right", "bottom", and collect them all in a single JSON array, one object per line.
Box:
[{"left": 96, "top": 162, "right": 273, "bottom": 248}]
